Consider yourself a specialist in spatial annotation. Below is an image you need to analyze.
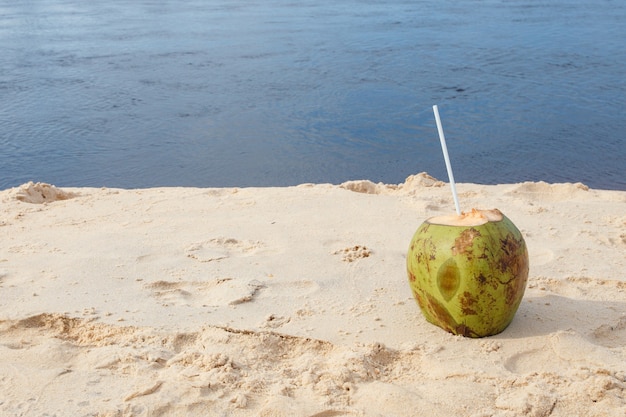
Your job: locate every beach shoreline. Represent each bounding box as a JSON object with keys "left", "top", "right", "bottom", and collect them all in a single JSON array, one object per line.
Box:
[{"left": 1, "top": 174, "right": 625, "bottom": 416}]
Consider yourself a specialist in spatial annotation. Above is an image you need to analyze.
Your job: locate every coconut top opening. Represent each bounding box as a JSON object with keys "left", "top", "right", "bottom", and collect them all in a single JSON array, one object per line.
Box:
[{"left": 426, "top": 208, "right": 503, "bottom": 226}]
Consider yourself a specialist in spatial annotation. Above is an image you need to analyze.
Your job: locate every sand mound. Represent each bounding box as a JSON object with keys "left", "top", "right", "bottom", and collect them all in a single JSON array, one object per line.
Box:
[
  {"left": 11, "top": 181, "right": 77, "bottom": 204},
  {"left": 399, "top": 172, "right": 445, "bottom": 190},
  {"left": 340, "top": 172, "right": 444, "bottom": 195},
  {"left": 339, "top": 179, "right": 394, "bottom": 195}
]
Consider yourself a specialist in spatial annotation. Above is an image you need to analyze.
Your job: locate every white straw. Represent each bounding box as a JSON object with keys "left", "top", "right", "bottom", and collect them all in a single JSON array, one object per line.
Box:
[{"left": 433, "top": 105, "right": 461, "bottom": 215}]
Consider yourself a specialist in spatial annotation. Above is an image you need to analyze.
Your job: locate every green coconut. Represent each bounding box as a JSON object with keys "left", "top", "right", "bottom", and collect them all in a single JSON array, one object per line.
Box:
[{"left": 407, "top": 208, "right": 529, "bottom": 337}]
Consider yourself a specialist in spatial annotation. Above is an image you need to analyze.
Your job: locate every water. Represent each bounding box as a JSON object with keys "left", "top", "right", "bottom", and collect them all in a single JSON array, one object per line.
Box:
[{"left": 1, "top": 0, "right": 625, "bottom": 190}]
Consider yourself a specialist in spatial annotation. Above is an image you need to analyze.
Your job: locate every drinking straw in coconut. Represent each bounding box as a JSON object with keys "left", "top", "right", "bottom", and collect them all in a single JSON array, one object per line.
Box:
[{"left": 433, "top": 105, "right": 462, "bottom": 215}]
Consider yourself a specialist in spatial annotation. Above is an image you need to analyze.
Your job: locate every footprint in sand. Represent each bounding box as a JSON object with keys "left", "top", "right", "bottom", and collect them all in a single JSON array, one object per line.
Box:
[
  {"left": 264, "top": 279, "right": 320, "bottom": 298},
  {"left": 493, "top": 385, "right": 556, "bottom": 417},
  {"left": 592, "top": 316, "right": 626, "bottom": 349},
  {"left": 145, "top": 278, "right": 265, "bottom": 307},
  {"left": 504, "top": 346, "right": 561, "bottom": 374},
  {"left": 185, "top": 237, "right": 268, "bottom": 263}
]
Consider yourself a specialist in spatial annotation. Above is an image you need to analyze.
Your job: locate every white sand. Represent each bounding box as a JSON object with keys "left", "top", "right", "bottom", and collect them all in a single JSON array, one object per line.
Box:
[{"left": 1, "top": 174, "right": 625, "bottom": 416}]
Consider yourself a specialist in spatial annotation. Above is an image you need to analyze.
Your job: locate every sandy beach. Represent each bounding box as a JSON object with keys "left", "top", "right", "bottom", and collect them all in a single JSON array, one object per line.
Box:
[{"left": 1, "top": 173, "right": 625, "bottom": 416}]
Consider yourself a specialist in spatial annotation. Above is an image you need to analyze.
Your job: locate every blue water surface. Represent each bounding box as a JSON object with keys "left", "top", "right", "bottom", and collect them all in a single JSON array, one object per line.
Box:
[{"left": 1, "top": 0, "right": 624, "bottom": 190}]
